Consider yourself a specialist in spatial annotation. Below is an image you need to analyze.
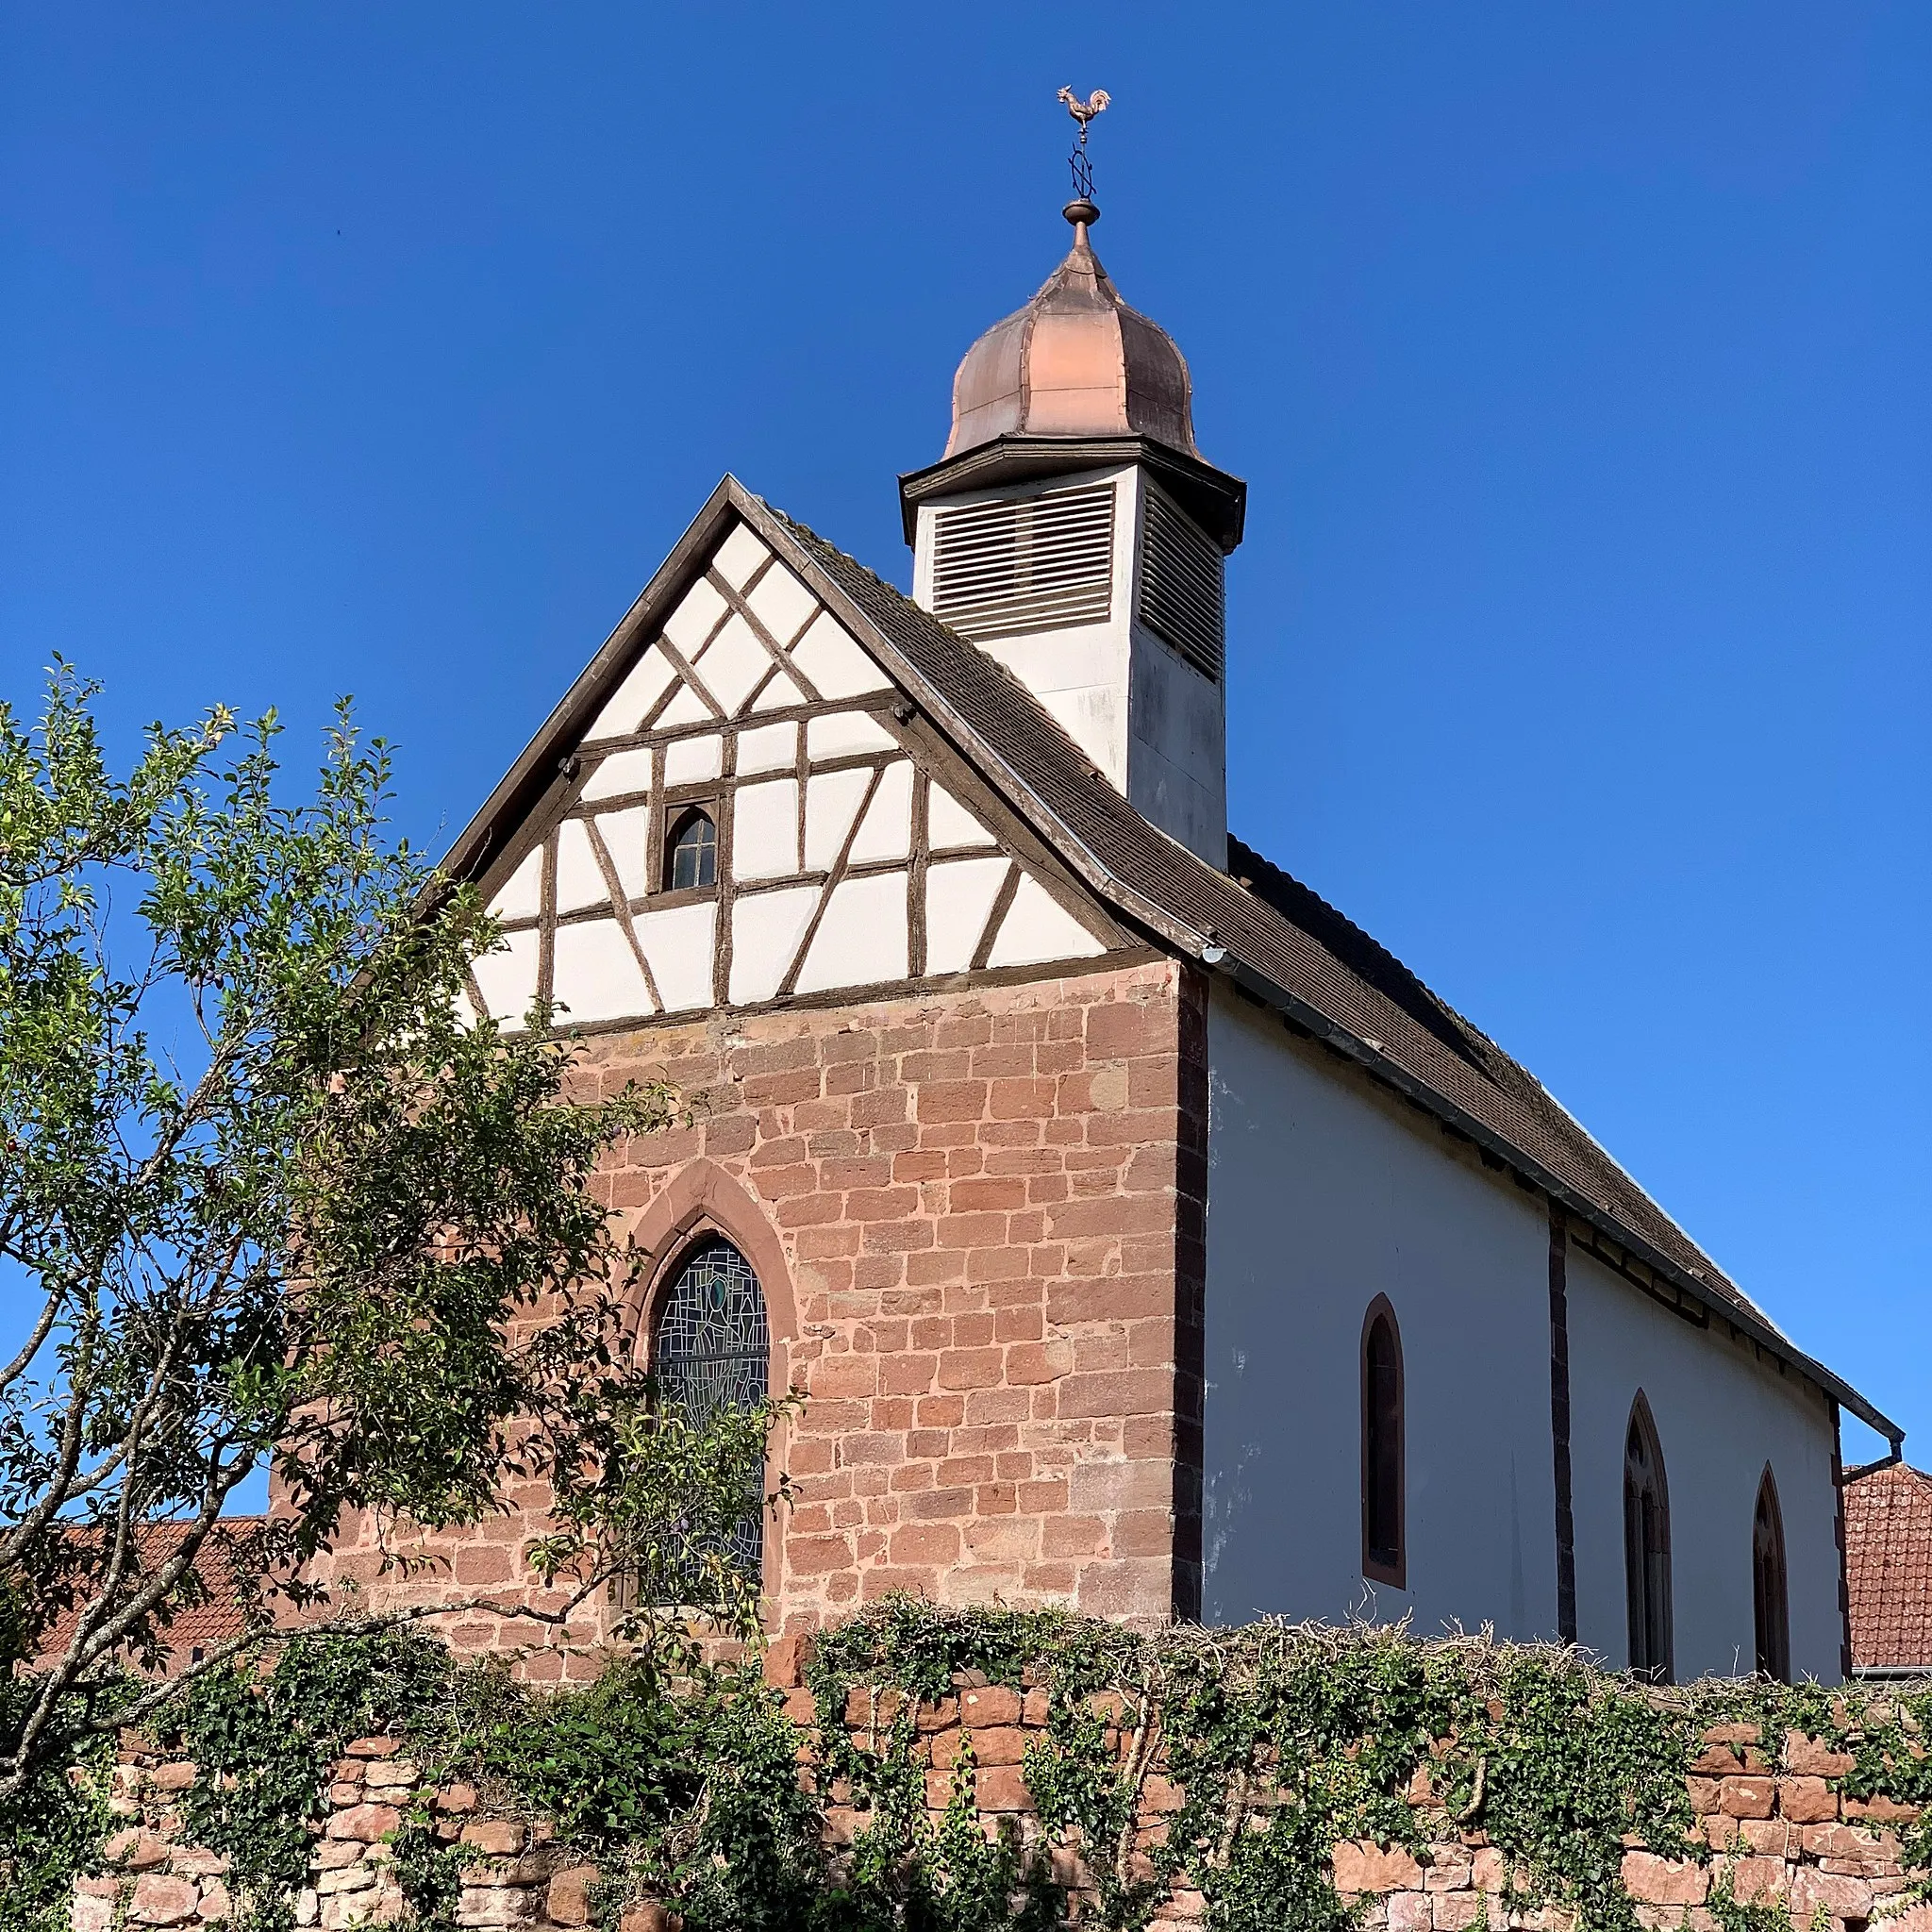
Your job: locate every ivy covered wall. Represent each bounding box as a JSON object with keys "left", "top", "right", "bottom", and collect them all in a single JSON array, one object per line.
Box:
[{"left": 19, "top": 1604, "right": 1932, "bottom": 1932}]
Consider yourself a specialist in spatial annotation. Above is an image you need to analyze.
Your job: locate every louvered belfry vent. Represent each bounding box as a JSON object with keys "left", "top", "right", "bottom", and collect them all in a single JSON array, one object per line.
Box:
[
  {"left": 1138, "top": 485, "right": 1225, "bottom": 682},
  {"left": 930, "top": 482, "right": 1116, "bottom": 643}
]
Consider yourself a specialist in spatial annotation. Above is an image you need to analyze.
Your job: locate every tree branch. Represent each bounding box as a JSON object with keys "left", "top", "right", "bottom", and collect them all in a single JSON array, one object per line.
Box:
[{"left": 0, "top": 1291, "right": 65, "bottom": 1397}]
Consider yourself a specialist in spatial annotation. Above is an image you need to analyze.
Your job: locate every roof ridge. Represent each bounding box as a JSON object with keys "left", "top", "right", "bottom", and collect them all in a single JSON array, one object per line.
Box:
[
  {"left": 772, "top": 500, "right": 1905, "bottom": 1426},
  {"left": 782, "top": 510, "right": 1719, "bottom": 1232},
  {"left": 1219, "top": 844, "right": 1751, "bottom": 1311},
  {"left": 1227, "top": 835, "right": 1498, "bottom": 1077},
  {"left": 1856, "top": 1461, "right": 1932, "bottom": 1490}
]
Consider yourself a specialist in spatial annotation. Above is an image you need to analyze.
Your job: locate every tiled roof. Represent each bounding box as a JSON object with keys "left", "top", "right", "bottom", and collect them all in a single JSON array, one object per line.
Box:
[
  {"left": 769, "top": 501, "right": 1895, "bottom": 1443},
  {"left": 1846, "top": 1463, "right": 1932, "bottom": 1669},
  {"left": 34, "top": 1520, "right": 263, "bottom": 1670}
]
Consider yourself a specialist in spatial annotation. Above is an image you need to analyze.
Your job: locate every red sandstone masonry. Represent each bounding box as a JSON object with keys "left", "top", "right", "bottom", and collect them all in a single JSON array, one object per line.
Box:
[
  {"left": 83, "top": 1712, "right": 1932, "bottom": 1932},
  {"left": 291, "top": 960, "right": 1197, "bottom": 1643}
]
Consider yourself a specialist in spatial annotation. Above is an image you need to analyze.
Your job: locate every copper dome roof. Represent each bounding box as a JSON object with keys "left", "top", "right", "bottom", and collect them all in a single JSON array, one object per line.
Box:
[{"left": 945, "top": 216, "right": 1197, "bottom": 459}]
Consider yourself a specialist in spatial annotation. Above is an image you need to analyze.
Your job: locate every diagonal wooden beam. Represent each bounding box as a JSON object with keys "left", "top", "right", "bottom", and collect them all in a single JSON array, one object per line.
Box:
[
  {"left": 582, "top": 815, "right": 664, "bottom": 1015},
  {"left": 775, "top": 765, "right": 886, "bottom": 1000},
  {"left": 969, "top": 861, "right": 1022, "bottom": 973},
  {"left": 646, "top": 629, "right": 730, "bottom": 724},
  {"left": 707, "top": 563, "right": 824, "bottom": 706}
]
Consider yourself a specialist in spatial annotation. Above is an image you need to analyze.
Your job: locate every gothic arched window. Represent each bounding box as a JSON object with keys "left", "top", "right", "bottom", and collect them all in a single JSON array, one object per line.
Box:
[
  {"left": 1361, "top": 1297, "right": 1406, "bottom": 1588},
  {"left": 653, "top": 1237, "right": 770, "bottom": 1575},
  {"left": 1624, "top": 1393, "right": 1674, "bottom": 1682},
  {"left": 663, "top": 806, "right": 718, "bottom": 891},
  {"left": 1753, "top": 1466, "right": 1790, "bottom": 1683}
]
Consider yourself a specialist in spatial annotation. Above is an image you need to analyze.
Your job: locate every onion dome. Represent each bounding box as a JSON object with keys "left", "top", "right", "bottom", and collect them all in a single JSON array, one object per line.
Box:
[{"left": 944, "top": 206, "right": 1197, "bottom": 459}]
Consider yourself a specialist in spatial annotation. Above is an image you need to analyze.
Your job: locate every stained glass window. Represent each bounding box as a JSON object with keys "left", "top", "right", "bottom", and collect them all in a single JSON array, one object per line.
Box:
[{"left": 654, "top": 1238, "right": 769, "bottom": 1575}]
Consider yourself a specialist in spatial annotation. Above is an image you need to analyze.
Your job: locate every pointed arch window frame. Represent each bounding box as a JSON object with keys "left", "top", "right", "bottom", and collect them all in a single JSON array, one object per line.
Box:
[
  {"left": 1624, "top": 1391, "right": 1674, "bottom": 1684},
  {"left": 638, "top": 1231, "right": 773, "bottom": 1591},
  {"left": 1360, "top": 1295, "right": 1407, "bottom": 1590},
  {"left": 620, "top": 1162, "right": 802, "bottom": 1611},
  {"left": 1753, "top": 1464, "right": 1790, "bottom": 1684}
]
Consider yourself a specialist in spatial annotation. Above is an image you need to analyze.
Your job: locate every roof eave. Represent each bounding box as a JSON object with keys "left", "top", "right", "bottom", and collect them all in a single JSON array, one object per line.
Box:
[
  {"left": 1204, "top": 950, "right": 1904, "bottom": 1450},
  {"left": 747, "top": 507, "right": 1900, "bottom": 1448}
]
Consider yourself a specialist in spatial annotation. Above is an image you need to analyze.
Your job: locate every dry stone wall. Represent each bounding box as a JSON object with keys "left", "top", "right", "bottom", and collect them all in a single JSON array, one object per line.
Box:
[{"left": 79, "top": 1657, "right": 1932, "bottom": 1932}]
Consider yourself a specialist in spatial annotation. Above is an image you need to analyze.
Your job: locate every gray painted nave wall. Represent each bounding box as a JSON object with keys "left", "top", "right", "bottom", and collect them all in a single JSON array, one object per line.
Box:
[
  {"left": 1199, "top": 981, "right": 1844, "bottom": 1681},
  {"left": 1565, "top": 1246, "right": 1842, "bottom": 1682},
  {"left": 1200, "top": 985, "right": 1558, "bottom": 1640}
]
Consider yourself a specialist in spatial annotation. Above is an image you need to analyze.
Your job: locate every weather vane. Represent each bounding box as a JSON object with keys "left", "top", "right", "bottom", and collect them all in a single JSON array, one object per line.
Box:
[{"left": 1058, "top": 86, "right": 1110, "bottom": 212}]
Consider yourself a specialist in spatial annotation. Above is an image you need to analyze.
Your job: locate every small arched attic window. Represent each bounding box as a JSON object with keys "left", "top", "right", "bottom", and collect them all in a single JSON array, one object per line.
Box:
[
  {"left": 663, "top": 805, "right": 718, "bottom": 892},
  {"left": 1624, "top": 1393, "right": 1674, "bottom": 1683},
  {"left": 1361, "top": 1296, "right": 1405, "bottom": 1589},
  {"left": 1753, "top": 1466, "right": 1790, "bottom": 1683}
]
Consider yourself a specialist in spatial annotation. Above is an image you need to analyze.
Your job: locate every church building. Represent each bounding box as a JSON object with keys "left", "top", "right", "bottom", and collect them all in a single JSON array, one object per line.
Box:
[{"left": 314, "top": 188, "right": 1897, "bottom": 1684}]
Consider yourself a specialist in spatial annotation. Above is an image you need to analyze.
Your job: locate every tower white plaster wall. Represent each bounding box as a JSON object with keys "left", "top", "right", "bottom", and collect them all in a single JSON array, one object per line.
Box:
[
  {"left": 911, "top": 465, "right": 1227, "bottom": 864},
  {"left": 1564, "top": 1248, "right": 1843, "bottom": 1683},
  {"left": 1199, "top": 985, "right": 1560, "bottom": 1639}
]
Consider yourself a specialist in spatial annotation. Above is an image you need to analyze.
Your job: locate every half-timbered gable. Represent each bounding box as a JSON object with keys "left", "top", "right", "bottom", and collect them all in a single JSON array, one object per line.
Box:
[{"left": 458, "top": 497, "right": 1126, "bottom": 1037}]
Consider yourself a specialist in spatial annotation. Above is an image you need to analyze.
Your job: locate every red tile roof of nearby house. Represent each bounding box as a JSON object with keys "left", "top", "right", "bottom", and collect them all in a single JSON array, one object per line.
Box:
[
  {"left": 33, "top": 1519, "right": 263, "bottom": 1670},
  {"left": 1845, "top": 1463, "right": 1932, "bottom": 1670}
]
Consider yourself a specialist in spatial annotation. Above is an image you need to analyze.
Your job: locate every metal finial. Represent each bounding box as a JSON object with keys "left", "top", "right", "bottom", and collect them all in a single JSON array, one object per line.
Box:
[{"left": 1058, "top": 86, "right": 1109, "bottom": 227}]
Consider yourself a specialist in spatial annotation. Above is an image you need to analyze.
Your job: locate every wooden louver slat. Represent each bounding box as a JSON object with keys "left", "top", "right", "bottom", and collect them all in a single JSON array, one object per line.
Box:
[
  {"left": 1138, "top": 484, "right": 1224, "bottom": 683},
  {"left": 930, "top": 482, "right": 1116, "bottom": 642}
]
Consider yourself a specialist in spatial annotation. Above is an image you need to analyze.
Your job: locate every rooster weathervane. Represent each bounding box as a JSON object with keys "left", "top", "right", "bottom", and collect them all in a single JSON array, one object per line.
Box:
[{"left": 1058, "top": 86, "right": 1110, "bottom": 209}]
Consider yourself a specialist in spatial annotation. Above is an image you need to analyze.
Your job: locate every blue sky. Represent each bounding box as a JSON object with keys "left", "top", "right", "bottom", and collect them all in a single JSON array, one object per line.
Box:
[{"left": 2, "top": 4, "right": 1926, "bottom": 1463}]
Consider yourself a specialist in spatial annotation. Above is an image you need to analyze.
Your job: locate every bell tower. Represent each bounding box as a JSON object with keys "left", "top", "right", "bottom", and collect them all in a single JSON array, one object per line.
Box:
[{"left": 900, "top": 126, "right": 1245, "bottom": 864}]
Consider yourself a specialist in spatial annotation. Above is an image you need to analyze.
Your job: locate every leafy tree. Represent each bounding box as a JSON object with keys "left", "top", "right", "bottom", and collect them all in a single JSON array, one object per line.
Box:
[{"left": 0, "top": 669, "right": 783, "bottom": 1803}]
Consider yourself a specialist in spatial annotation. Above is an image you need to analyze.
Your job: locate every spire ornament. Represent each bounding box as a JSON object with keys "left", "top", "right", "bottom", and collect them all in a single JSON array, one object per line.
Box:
[{"left": 1057, "top": 86, "right": 1109, "bottom": 229}]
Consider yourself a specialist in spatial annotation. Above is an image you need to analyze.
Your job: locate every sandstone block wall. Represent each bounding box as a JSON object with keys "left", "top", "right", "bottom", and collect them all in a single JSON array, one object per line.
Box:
[{"left": 290, "top": 958, "right": 1205, "bottom": 1647}]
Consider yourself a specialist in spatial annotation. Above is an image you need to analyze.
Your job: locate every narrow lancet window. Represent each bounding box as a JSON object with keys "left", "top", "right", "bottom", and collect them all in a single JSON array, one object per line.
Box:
[
  {"left": 1361, "top": 1297, "right": 1406, "bottom": 1588},
  {"left": 664, "top": 806, "right": 718, "bottom": 891},
  {"left": 1624, "top": 1393, "right": 1674, "bottom": 1682},
  {"left": 1753, "top": 1466, "right": 1790, "bottom": 1683}
]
